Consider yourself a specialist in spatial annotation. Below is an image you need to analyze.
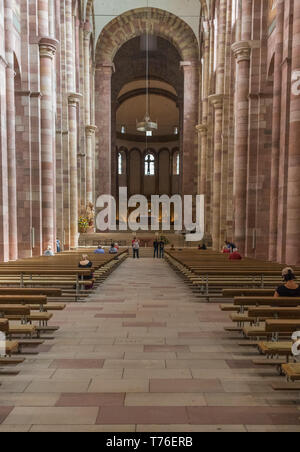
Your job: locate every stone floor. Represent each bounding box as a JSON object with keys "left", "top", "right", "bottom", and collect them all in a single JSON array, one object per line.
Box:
[{"left": 0, "top": 258, "right": 300, "bottom": 432}]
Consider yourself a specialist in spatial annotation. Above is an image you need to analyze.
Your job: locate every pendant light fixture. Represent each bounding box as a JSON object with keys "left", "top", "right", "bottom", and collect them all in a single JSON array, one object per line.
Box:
[{"left": 136, "top": 5, "right": 158, "bottom": 134}]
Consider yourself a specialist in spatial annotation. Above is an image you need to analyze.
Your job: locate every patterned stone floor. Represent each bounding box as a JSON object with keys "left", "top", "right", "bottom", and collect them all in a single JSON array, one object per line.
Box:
[{"left": 0, "top": 258, "right": 300, "bottom": 432}]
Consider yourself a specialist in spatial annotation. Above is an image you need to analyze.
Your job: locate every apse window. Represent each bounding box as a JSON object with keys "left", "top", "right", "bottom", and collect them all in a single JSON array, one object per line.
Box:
[
  {"left": 145, "top": 153, "right": 155, "bottom": 176},
  {"left": 118, "top": 152, "right": 123, "bottom": 175},
  {"left": 121, "top": 125, "right": 126, "bottom": 134},
  {"left": 173, "top": 151, "right": 180, "bottom": 176}
]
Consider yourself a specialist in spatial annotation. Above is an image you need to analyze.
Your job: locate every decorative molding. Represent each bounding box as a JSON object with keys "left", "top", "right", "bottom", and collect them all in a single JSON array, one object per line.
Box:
[
  {"left": 232, "top": 41, "right": 251, "bottom": 63},
  {"left": 196, "top": 124, "right": 208, "bottom": 136},
  {"left": 208, "top": 93, "right": 226, "bottom": 109},
  {"left": 180, "top": 60, "right": 200, "bottom": 69},
  {"left": 95, "top": 62, "right": 115, "bottom": 73},
  {"left": 116, "top": 132, "right": 179, "bottom": 144},
  {"left": 15, "top": 90, "right": 31, "bottom": 97},
  {"left": 86, "top": 125, "right": 98, "bottom": 136},
  {"left": 39, "top": 37, "right": 58, "bottom": 59},
  {"left": 68, "top": 92, "right": 82, "bottom": 105},
  {"left": 117, "top": 88, "right": 178, "bottom": 107},
  {"left": 83, "top": 29, "right": 91, "bottom": 41},
  {"left": 30, "top": 91, "right": 42, "bottom": 98}
]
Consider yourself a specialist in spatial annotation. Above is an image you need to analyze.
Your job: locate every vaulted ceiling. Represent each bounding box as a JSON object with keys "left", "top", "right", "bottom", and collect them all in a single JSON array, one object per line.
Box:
[{"left": 91, "top": 0, "right": 202, "bottom": 43}]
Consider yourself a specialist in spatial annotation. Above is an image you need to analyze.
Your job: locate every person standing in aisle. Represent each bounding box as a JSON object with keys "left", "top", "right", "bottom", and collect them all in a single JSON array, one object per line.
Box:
[
  {"left": 153, "top": 239, "right": 159, "bottom": 258},
  {"left": 132, "top": 238, "right": 140, "bottom": 259},
  {"left": 159, "top": 239, "right": 165, "bottom": 259}
]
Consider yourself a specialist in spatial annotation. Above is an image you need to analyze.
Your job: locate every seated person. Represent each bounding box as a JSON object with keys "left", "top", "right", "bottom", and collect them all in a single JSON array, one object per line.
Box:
[
  {"left": 44, "top": 245, "right": 54, "bottom": 256},
  {"left": 199, "top": 242, "right": 207, "bottom": 250},
  {"left": 275, "top": 267, "right": 300, "bottom": 297},
  {"left": 114, "top": 242, "right": 120, "bottom": 250},
  {"left": 78, "top": 254, "right": 93, "bottom": 288},
  {"left": 94, "top": 245, "right": 105, "bottom": 254},
  {"left": 222, "top": 244, "right": 230, "bottom": 254},
  {"left": 229, "top": 248, "right": 242, "bottom": 260},
  {"left": 170, "top": 244, "right": 175, "bottom": 251},
  {"left": 109, "top": 245, "right": 118, "bottom": 254}
]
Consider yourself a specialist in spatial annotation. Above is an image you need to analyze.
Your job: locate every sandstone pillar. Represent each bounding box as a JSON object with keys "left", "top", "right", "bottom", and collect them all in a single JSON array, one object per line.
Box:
[
  {"left": 0, "top": 56, "right": 9, "bottom": 262},
  {"left": 286, "top": 0, "right": 300, "bottom": 263},
  {"left": 269, "top": 0, "right": 284, "bottom": 261},
  {"left": 95, "top": 64, "right": 113, "bottom": 198},
  {"left": 86, "top": 125, "right": 97, "bottom": 204},
  {"left": 181, "top": 61, "right": 199, "bottom": 198},
  {"left": 68, "top": 93, "right": 81, "bottom": 249},
  {"left": 196, "top": 124, "right": 208, "bottom": 195},
  {"left": 209, "top": 95, "right": 224, "bottom": 251},
  {"left": 83, "top": 27, "right": 91, "bottom": 125},
  {"left": 39, "top": 37, "right": 57, "bottom": 251},
  {"left": 232, "top": 41, "right": 251, "bottom": 254},
  {"left": 4, "top": 0, "right": 18, "bottom": 261}
]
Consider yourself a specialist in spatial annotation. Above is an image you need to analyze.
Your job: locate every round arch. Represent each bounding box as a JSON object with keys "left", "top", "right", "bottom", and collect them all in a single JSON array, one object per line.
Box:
[
  {"left": 95, "top": 7, "right": 199, "bottom": 200},
  {"left": 95, "top": 7, "right": 199, "bottom": 65}
]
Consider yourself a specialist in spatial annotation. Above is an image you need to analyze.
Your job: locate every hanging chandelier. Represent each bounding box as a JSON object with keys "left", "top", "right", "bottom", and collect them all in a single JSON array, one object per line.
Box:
[{"left": 136, "top": 7, "right": 158, "bottom": 134}]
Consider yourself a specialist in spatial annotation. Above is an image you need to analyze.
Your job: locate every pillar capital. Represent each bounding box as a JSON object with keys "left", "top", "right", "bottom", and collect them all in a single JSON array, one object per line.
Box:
[
  {"left": 196, "top": 124, "right": 208, "bottom": 136},
  {"left": 95, "top": 63, "right": 115, "bottom": 74},
  {"left": 208, "top": 94, "right": 226, "bottom": 109},
  {"left": 232, "top": 41, "right": 251, "bottom": 63},
  {"left": 83, "top": 29, "right": 91, "bottom": 41},
  {"left": 86, "top": 125, "right": 98, "bottom": 136},
  {"left": 180, "top": 60, "right": 200, "bottom": 70},
  {"left": 68, "top": 92, "right": 82, "bottom": 105},
  {"left": 39, "top": 37, "right": 58, "bottom": 59}
]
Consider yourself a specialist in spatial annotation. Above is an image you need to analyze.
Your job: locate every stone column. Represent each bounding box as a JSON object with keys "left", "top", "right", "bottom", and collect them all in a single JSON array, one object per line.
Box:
[
  {"left": 232, "top": 41, "right": 251, "bottom": 254},
  {"left": 0, "top": 56, "right": 9, "bottom": 262},
  {"left": 180, "top": 61, "right": 199, "bottom": 198},
  {"left": 86, "top": 125, "right": 97, "bottom": 204},
  {"left": 95, "top": 64, "right": 113, "bottom": 198},
  {"left": 196, "top": 124, "right": 208, "bottom": 195},
  {"left": 4, "top": 0, "right": 18, "bottom": 261},
  {"left": 68, "top": 93, "right": 81, "bottom": 249},
  {"left": 83, "top": 26, "right": 91, "bottom": 125},
  {"left": 286, "top": 0, "right": 300, "bottom": 263},
  {"left": 38, "top": 0, "right": 49, "bottom": 37},
  {"left": 269, "top": 0, "right": 284, "bottom": 261},
  {"left": 39, "top": 37, "right": 57, "bottom": 251},
  {"left": 209, "top": 94, "right": 224, "bottom": 251}
]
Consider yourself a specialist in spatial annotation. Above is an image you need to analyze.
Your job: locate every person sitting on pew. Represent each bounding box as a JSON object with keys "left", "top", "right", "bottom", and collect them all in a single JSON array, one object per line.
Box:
[
  {"left": 199, "top": 242, "right": 207, "bottom": 250},
  {"left": 229, "top": 248, "right": 242, "bottom": 260},
  {"left": 44, "top": 245, "right": 54, "bottom": 256},
  {"left": 109, "top": 244, "right": 118, "bottom": 254},
  {"left": 275, "top": 267, "right": 300, "bottom": 297},
  {"left": 94, "top": 245, "right": 105, "bottom": 254},
  {"left": 222, "top": 242, "right": 230, "bottom": 254},
  {"left": 78, "top": 255, "right": 94, "bottom": 289}
]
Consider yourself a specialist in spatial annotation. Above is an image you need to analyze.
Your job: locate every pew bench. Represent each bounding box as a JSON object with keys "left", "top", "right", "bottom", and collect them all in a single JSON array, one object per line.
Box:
[
  {"left": 281, "top": 363, "right": 300, "bottom": 382},
  {"left": 234, "top": 297, "right": 300, "bottom": 314},
  {"left": 258, "top": 341, "right": 293, "bottom": 360}
]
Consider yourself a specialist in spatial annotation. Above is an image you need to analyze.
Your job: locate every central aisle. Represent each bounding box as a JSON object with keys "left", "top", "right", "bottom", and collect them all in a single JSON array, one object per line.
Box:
[{"left": 0, "top": 257, "right": 300, "bottom": 432}]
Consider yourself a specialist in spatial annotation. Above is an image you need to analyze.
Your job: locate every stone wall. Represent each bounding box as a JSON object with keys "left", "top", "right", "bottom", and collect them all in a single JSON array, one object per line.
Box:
[
  {"left": 0, "top": 0, "right": 96, "bottom": 260},
  {"left": 199, "top": 0, "right": 300, "bottom": 264}
]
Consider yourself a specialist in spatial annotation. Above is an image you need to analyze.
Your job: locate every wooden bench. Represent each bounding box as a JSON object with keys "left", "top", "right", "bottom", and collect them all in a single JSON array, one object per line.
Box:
[
  {"left": 281, "top": 363, "right": 300, "bottom": 382},
  {"left": 258, "top": 341, "right": 293, "bottom": 360}
]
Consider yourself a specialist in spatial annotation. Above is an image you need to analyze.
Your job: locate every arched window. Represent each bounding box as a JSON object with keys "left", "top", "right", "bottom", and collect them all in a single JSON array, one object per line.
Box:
[
  {"left": 118, "top": 153, "right": 123, "bottom": 175},
  {"left": 145, "top": 153, "right": 155, "bottom": 176},
  {"left": 118, "top": 150, "right": 127, "bottom": 175},
  {"left": 173, "top": 151, "right": 180, "bottom": 175}
]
